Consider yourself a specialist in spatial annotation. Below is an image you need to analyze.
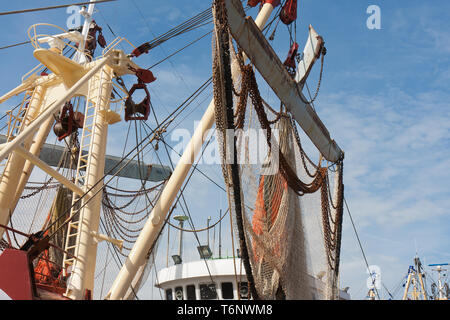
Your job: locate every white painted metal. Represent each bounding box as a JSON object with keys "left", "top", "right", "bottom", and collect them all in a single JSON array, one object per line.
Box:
[
  {"left": 64, "top": 64, "right": 114, "bottom": 300},
  {"left": 156, "top": 258, "right": 351, "bottom": 300},
  {"left": 13, "top": 146, "right": 84, "bottom": 196},
  {"left": 90, "top": 231, "right": 123, "bottom": 251},
  {"left": 0, "top": 85, "right": 46, "bottom": 240},
  {"left": 156, "top": 259, "right": 247, "bottom": 300},
  {"left": 224, "top": 0, "right": 343, "bottom": 162},
  {"left": 295, "top": 25, "right": 323, "bottom": 86},
  {"left": 106, "top": 3, "right": 276, "bottom": 300},
  {"left": 433, "top": 265, "right": 448, "bottom": 300},
  {"left": 0, "top": 57, "right": 110, "bottom": 164},
  {"left": 9, "top": 114, "right": 56, "bottom": 215},
  {"left": 75, "top": 0, "right": 98, "bottom": 64},
  {"left": 0, "top": 82, "right": 35, "bottom": 105},
  {"left": 38, "top": 31, "right": 84, "bottom": 47}
]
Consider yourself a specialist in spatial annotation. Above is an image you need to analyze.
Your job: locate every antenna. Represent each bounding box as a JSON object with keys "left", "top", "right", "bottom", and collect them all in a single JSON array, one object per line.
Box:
[
  {"left": 207, "top": 216, "right": 211, "bottom": 247},
  {"left": 172, "top": 215, "right": 188, "bottom": 265}
]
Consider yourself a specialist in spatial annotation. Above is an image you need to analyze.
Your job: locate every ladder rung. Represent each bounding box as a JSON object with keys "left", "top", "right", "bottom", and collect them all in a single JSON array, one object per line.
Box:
[
  {"left": 80, "top": 145, "right": 91, "bottom": 151},
  {"left": 66, "top": 234, "right": 78, "bottom": 240},
  {"left": 64, "top": 259, "right": 74, "bottom": 265},
  {"left": 68, "top": 224, "right": 79, "bottom": 230},
  {"left": 83, "top": 123, "right": 94, "bottom": 129},
  {"left": 80, "top": 143, "right": 92, "bottom": 149}
]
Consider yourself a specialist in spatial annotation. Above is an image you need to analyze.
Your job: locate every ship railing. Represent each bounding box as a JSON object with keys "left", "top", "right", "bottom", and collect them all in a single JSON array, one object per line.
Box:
[
  {"left": 27, "top": 23, "right": 93, "bottom": 62},
  {"left": 100, "top": 36, "right": 139, "bottom": 116},
  {"left": 21, "top": 63, "right": 47, "bottom": 84},
  {"left": 101, "top": 36, "right": 137, "bottom": 57}
]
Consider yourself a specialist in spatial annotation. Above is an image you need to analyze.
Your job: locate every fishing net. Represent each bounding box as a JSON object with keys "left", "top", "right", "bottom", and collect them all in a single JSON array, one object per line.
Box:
[{"left": 212, "top": 0, "right": 344, "bottom": 300}]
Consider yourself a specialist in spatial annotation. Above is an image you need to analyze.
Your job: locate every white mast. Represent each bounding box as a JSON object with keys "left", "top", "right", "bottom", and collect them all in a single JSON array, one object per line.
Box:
[
  {"left": 430, "top": 263, "right": 449, "bottom": 300},
  {"left": 74, "top": 0, "right": 98, "bottom": 64}
]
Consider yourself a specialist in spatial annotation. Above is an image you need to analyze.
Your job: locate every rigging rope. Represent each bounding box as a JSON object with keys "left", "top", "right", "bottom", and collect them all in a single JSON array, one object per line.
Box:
[
  {"left": 147, "top": 31, "right": 212, "bottom": 70},
  {"left": 344, "top": 196, "right": 381, "bottom": 300},
  {"left": 0, "top": 40, "right": 31, "bottom": 51},
  {"left": 167, "top": 209, "right": 229, "bottom": 233},
  {"left": 132, "top": 5, "right": 214, "bottom": 54},
  {"left": 43, "top": 76, "right": 213, "bottom": 239}
]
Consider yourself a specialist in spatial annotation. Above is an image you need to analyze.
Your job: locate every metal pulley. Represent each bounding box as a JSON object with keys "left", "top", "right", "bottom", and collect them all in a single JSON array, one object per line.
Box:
[
  {"left": 124, "top": 67, "right": 156, "bottom": 122},
  {"left": 130, "top": 43, "right": 152, "bottom": 58},
  {"left": 83, "top": 21, "right": 107, "bottom": 60},
  {"left": 97, "top": 32, "right": 107, "bottom": 48},
  {"left": 53, "top": 102, "right": 84, "bottom": 141},
  {"left": 130, "top": 67, "right": 157, "bottom": 84},
  {"left": 247, "top": 0, "right": 280, "bottom": 8},
  {"left": 124, "top": 82, "right": 151, "bottom": 121},
  {"left": 280, "top": 0, "right": 297, "bottom": 25},
  {"left": 283, "top": 42, "right": 299, "bottom": 72}
]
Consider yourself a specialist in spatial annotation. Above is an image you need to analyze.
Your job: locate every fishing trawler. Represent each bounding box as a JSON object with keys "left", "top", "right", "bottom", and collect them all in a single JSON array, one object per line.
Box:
[
  {"left": 400, "top": 256, "right": 449, "bottom": 301},
  {"left": 0, "top": 0, "right": 348, "bottom": 300}
]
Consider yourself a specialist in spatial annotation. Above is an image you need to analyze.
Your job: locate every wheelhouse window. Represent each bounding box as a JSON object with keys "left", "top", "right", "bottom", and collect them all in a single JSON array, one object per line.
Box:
[
  {"left": 221, "top": 282, "right": 234, "bottom": 299},
  {"left": 200, "top": 283, "right": 217, "bottom": 300},
  {"left": 175, "top": 286, "right": 184, "bottom": 300},
  {"left": 186, "top": 285, "right": 196, "bottom": 300},
  {"left": 165, "top": 288, "right": 173, "bottom": 300},
  {"left": 239, "top": 282, "right": 249, "bottom": 299}
]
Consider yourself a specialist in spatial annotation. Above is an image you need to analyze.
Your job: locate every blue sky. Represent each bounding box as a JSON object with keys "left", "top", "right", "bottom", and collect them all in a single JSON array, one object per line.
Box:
[{"left": 0, "top": 0, "right": 449, "bottom": 300}]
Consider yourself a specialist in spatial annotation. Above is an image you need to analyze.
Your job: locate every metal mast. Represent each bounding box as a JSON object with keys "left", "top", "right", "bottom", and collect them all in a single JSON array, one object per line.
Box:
[
  {"left": 402, "top": 256, "right": 428, "bottom": 300},
  {"left": 429, "top": 263, "right": 449, "bottom": 300},
  {"left": 0, "top": 0, "right": 146, "bottom": 300}
]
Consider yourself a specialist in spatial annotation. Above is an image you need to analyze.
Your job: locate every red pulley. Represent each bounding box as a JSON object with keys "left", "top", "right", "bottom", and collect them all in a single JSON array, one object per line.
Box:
[
  {"left": 124, "top": 83, "right": 151, "bottom": 121},
  {"left": 131, "top": 43, "right": 152, "bottom": 58},
  {"left": 248, "top": 0, "right": 260, "bottom": 7},
  {"left": 248, "top": 0, "right": 280, "bottom": 8},
  {"left": 134, "top": 68, "right": 157, "bottom": 84},
  {"left": 280, "top": 0, "right": 297, "bottom": 25},
  {"left": 53, "top": 102, "right": 84, "bottom": 141},
  {"left": 128, "top": 66, "right": 156, "bottom": 84},
  {"left": 283, "top": 42, "right": 299, "bottom": 71},
  {"left": 97, "top": 32, "right": 107, "bottom": 48}
]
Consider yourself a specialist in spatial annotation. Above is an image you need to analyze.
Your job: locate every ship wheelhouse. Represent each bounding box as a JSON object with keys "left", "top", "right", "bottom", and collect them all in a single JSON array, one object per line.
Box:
[
  {"left": 155, "top": 257, "right": 351, "bottom": 300},
  {"left": 156, "top": 258, "right": 249, "bottom": 300}
]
